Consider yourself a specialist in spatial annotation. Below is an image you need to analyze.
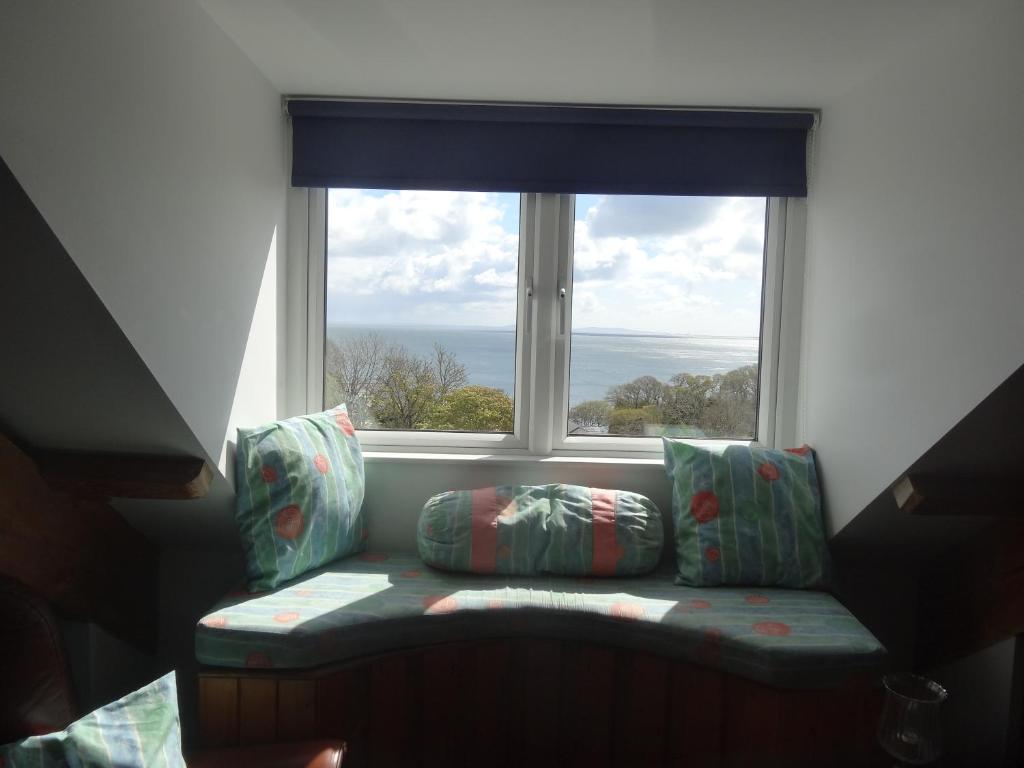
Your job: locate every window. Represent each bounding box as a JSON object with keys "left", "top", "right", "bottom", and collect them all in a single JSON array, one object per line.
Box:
[
  {"left": 291, "top": 100, "right": 812, "bottom": 456},
  {"left": 307, "top": 190, "right": 790, "bottom": 455},
  {"left": 322, "top": 189, "right": 521, "bottom": 435}
]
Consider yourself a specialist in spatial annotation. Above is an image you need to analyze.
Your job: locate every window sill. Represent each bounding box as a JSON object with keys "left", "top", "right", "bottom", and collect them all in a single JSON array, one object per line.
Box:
[{"left": 362, "top": 439, "right": 751, "bottom": 468}]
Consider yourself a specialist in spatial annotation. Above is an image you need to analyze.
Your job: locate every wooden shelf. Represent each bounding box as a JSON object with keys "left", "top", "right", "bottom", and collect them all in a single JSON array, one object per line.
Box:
[
  {"left": 891, "top": 473, "right": 1021, "bottom": 516},
  {"left": 34, "top": 450, "right": 212, "bottom": 500}
]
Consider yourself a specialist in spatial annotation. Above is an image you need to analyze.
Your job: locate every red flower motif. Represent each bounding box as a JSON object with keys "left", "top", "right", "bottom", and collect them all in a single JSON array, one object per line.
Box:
[
  {"left": 753, "top": 621, "right": 791, "bottom": 636},
  {"left": 359, "top": 552, "right": 388, "bottom": 563},
  {"left": 746, "top": 595, "right": 770, "bottom": 605},
  {"left": 611, "top": 603, "right": 645, "bottom": 620},
  {"left": 245, "top": 651, "right": 273, "bottom": 669},
  {"left": 400, "top": 570, "right": 422, "bottom": 578},
  {"left": 260, "top": 465, "right": 277, "bottom": 483},
  {"left": 200, "top": 616, "right": 227, "bottom": 628},
  {"left": 295, "top": 589, "right": 315, "bottom": 598},
  {"left": 313, "top": 454, "right": 330, "bottom": 474},
  {"left": 785, "top": 445, "right": 811, "bottom": 456},
  {"left": 423, "top": 595, "right": 459, "bottom": 614},
  {"left": 487, "top": 600, "right": 505, "bottom": 609},
  {"left": 690, "top": 491, "right": 720, "bottom": 524},
  {"left": 335, "top": 411, "right": 356, "bottom": 437},
  {"left": 274, "top": 611, "right": 301, "bottom": 623},
  {"left": 757, "top": 462, "right": 781, "bottom": 482},
  {"left": 690, "top": 599, "right": 712, "bottom": 610},
  {"left": 705, "top": 546, "right": 721, "bottom": 563},
  {"left": 274, "top": 505, "right": 304, "bottom": 540}
]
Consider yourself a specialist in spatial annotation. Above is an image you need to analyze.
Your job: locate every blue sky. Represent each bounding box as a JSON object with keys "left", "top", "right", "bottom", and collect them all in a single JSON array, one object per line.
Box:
[{"left": 325, "top": 189, "right": 765, "bottom": 337}]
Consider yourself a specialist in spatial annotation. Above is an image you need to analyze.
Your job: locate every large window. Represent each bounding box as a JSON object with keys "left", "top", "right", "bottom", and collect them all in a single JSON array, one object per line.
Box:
[{"left": 311, "top": 190, "right": 785, "bottom": 454}]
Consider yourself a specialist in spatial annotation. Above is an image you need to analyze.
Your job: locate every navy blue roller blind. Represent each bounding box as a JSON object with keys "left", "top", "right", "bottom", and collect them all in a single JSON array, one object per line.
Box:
[{"left": 288, "top": 100, "right": 814, "bottom": 197}]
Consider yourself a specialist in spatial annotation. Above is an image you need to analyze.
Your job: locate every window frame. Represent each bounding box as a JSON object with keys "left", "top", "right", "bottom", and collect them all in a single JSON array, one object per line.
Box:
[{"left": 297, "top": 189, "right": 800, "bottom": 459}]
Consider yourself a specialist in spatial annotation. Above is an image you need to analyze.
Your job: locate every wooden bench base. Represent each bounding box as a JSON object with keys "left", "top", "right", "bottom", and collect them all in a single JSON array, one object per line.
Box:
[{"left": 199, "top": 639, "right": 883, "bottom": 767}]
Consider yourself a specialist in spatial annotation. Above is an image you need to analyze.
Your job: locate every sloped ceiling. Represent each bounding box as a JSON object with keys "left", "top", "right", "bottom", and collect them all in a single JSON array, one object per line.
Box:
[
  {"left": 197, "top": 0, "right": 971, "bottom": 106},
  {"left": 0, "top": 157, "right": 238, "bottom": 543}
]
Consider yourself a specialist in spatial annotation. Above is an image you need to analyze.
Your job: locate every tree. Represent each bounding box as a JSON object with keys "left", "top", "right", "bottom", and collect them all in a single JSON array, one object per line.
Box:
[
  {"left": 324, "top": 333, "right": 470, "bottom": 430},
  {"left": 608, "top": 408, "right": 648, "bottom": 435},
  {"left": 606, "top": 375, "right": 665, "bottom": 409},
  {"left": 418, "top": 386, "right": 514, "bottom": 432},
  {"left": 568, "top": 400, "right": 613, "bottom": 432},
  {"left": 662, "top": 373, "right": 715, "bottom": 428}
]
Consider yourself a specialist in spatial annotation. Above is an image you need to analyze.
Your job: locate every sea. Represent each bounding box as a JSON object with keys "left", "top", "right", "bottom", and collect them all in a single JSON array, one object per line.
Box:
[{"left": 328, "top": 325, "right": 759, "bottom": 407}]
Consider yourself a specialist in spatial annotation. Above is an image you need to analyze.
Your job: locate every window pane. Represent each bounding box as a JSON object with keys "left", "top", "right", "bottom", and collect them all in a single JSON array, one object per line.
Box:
[
  {"left": 324, "top": 189, "right": 520, "bottom": 433},
  {"left": 568, "top": 195, "right": 765, "bottom": 439}
]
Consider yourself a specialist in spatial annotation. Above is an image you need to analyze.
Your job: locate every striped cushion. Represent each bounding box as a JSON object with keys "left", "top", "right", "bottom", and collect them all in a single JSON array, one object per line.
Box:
[
  {"left": 663, "top": 440, "right": 828, "bottom": 588},
  {"left": 417, "top": 484, "right": 663, "bottom": 576},
  {"left": 235, "top": 404, "right": 365, "bottom": 591},
  {"left": 0, "top": 672, "right": 184, "bottom": 767}
]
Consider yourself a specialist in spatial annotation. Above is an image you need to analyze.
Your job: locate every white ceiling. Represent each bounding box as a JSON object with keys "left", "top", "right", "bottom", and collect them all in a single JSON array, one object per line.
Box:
[{"left": 197, "top": 0, "right": 974, "bottom": 108}]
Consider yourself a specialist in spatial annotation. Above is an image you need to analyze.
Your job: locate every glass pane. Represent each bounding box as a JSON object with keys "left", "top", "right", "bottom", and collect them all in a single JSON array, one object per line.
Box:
[
  {"left": 324, "top": 189, "right": 520, "bottom": 433},
  {"left": 567, "top": 195, "right": 765, "bottom": 439}
]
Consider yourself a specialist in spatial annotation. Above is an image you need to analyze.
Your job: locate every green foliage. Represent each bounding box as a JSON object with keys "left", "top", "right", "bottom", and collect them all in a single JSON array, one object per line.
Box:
[
  {"left": 418, "top": 386, "right": 514, "bottom": 432},
  {"left": 325, "top": 330, "right": 758, "bottom": 440},
  {"left": 608, "top": 408, "right": 648, "bottom": 435},
  {"left": 568, "top": 400, "right": 614, "bottom": 431},
  {"left": 603, "top": 365, "right": 758, "bottom": 439}
]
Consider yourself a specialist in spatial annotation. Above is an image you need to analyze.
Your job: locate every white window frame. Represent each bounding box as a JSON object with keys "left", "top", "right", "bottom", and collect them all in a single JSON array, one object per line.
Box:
[{"left": 294, "top": 189, "right": 802, "bottom": 459}]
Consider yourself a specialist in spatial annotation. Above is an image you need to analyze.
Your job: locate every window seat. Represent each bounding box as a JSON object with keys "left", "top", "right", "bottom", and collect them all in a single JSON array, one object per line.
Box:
[{"left": 195, "top": 551, "right": 885, "bottom": 690}]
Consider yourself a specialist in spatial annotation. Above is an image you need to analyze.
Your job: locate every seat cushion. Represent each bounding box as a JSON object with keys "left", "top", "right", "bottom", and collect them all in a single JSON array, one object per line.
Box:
[
  {"left": 235, "top": 404, "right": 366, "bottom": 592},
  {"left": 195, "top": 553, "right": 884, "bottom": 689},
  {"left": 418, "top": 484, "right": 663, "bottom": 576}
]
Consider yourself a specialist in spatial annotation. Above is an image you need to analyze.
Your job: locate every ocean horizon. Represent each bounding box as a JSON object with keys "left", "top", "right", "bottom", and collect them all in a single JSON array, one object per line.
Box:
[{"left": 328, "top": 324, "right": 759, "bottom": 407}]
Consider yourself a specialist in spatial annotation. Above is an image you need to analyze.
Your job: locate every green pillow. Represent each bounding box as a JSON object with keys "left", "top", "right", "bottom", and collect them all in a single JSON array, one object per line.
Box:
[
  {"left": 418, "top": 483, "right": 663, "bottom": 576},
  {"left": 235, "top": 404, "right": 365, "bottom": 591},
  {"left": 0, "top": 672, "right": 184, "bottom": 767},
  {"left": 663, "top": 439, "right": 828, "bottom": 588}
]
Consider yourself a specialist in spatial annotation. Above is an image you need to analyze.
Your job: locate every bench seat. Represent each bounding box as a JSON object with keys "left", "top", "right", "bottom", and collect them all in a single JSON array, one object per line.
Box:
[{"left": 195, "top": 552, "right": 885, "bottom": 689}]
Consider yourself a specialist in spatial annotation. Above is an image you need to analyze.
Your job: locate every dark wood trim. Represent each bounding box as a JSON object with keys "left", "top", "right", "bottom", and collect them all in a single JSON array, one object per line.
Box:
[
  {"left": 892, "top": 473, "right": 1021, "bottom": 516},
  {"left": 34, "top": 450, "right": 212, "bottom": 500}
]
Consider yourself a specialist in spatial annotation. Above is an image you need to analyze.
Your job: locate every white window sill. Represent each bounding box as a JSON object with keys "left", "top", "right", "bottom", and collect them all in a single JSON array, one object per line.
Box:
[{"left": 362, "top": 439, "right": 751, "bottom": 468}]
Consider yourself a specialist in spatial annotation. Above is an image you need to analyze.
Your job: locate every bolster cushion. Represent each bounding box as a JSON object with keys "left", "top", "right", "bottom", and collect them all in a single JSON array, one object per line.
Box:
[{"left": 417, "top": 484, "right": 663, "bottom": 576}]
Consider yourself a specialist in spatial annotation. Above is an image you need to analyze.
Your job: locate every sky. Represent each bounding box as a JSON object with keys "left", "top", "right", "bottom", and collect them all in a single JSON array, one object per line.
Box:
[{"left": 325, "top": 189, "right": 766, "bottom": 337}]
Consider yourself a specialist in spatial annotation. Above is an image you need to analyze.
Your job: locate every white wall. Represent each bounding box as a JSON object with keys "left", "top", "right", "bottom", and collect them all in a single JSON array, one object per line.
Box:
[
  {"left": 0, "top": 0, "right": 287, "bottom": 472},
  {"left": 800, "top": 0, "right": 1024, "bottom": 534}
]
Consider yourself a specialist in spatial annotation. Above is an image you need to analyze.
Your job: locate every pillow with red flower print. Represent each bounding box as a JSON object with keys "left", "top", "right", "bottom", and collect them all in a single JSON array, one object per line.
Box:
[
  {"left": 235, "top": 404, "right": 365, "bottom": 591},
  {"left": 662, "top": 439, "right": 828, "bottom": 588}
]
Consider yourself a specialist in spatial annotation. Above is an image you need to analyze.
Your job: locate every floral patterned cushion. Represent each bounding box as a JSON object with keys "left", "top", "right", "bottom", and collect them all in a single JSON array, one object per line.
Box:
[
  {"left": 195, "top": 553, "right": 884, "bottom": 689},
  {"left": 234, "top": 404, "right": 365, "bottom": 591},
  {"left": 418, "top": 484, "right": 664, "bottom": 576},
  {"left": 663, "top": 439, "right": 829, "bottom": 588}
]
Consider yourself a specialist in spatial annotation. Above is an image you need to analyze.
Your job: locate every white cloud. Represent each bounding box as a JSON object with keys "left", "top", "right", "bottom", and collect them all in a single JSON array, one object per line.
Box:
[
  {"left": 324, "top": 189, "right": 766, "bottom": 336},
  {"left": 474, "top": 268, "right": 518, "bottom": 288}
]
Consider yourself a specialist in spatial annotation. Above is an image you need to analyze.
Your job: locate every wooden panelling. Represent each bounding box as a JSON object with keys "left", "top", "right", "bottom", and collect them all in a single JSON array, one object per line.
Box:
[
  {"left": 198, "top": 677, "right": 238, "bottom": 748},
  {"left": 278, "top": 679, "right": 317, "bottom": 742},
  {"left": 238, "top": 678, "right": 277, "bottom": 746},
  {"left": 200, "top": 641, "right": 883, "bottom": 766},
  {"left": 0, "top": 435, "right": 158, "bottom": 650},
  {"left": 559, "top": 644, "right": 614, "bottom": 768}
]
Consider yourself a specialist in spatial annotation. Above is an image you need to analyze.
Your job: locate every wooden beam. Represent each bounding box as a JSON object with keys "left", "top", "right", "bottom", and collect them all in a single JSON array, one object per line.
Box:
[
  {"left": 34, "top": 450, "right": 211, "bottom": 500},
  {"left": 892, "top": 473, "right": 1022, "bottom": 516}
]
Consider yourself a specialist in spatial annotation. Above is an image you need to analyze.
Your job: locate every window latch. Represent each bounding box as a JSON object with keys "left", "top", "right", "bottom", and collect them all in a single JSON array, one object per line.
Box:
[{"left": 558, "top": 286, "right": 567, "bottom": 336}]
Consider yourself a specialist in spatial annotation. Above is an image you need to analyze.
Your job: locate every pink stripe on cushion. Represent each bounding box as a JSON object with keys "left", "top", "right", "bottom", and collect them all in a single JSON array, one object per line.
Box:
[
  {"left": 470, "top": 487, "right": 500, "bottom": 573},
  {"left": 591, "top": 488, "right": 622, "bottom": 576}
]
